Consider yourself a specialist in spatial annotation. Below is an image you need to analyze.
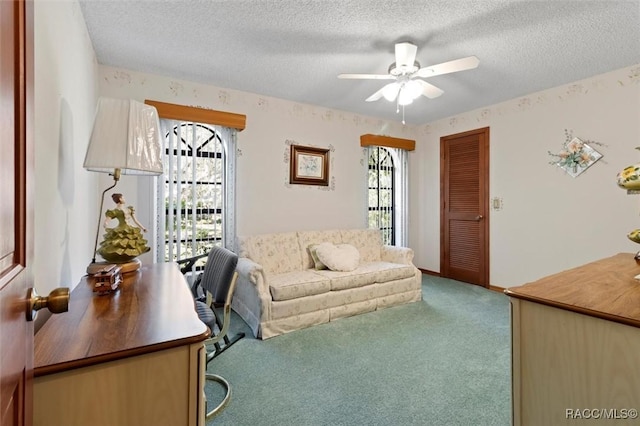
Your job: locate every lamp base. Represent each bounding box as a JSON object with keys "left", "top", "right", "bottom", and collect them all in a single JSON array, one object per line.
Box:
[{"left": 87, "top": 259, "right": 141, "bottom": 276}]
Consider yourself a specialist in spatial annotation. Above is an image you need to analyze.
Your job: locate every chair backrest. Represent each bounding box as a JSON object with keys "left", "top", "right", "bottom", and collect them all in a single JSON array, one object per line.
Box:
[{"left": 199, "top": 245, "right": 238, "bottom": 305}]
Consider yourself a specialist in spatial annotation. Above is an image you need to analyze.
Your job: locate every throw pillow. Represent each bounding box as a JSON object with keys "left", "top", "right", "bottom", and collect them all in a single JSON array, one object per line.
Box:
[
  {"left": 315, "top": 242, "right": 360, "bottom": 272},
  {"left": 308, "top": 244, "right": 327, "bottom": 270}
]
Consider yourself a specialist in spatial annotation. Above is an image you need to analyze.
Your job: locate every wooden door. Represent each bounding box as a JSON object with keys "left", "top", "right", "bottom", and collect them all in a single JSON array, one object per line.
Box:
[
  {"left": 440, "top": 127, "right": 489, "bottom": 287},
  {"left": 1, "top": 1, "right": 33, "bottom": 425}
]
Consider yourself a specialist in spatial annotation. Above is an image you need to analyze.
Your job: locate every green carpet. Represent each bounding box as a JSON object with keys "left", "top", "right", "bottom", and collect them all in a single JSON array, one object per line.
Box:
[{"left": 205, "top": 275, "right": 511, "bottom": 425}]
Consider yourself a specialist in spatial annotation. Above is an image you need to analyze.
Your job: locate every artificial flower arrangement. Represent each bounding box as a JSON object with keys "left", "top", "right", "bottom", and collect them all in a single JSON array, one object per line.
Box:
[
  {"left": 616, "top": 147, "right": 640, "bottom": 191},
  {"left": 616, "top": 148, "right": 640, "bottom": 257},
  {"left": 548, "top": 130, "right": 603, "bottom": 177}
]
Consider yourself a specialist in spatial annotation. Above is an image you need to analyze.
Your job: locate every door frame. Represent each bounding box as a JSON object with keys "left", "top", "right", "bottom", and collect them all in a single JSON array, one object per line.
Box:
[
  {"left": 439, "top": 127, "right": 490, "bottom": 287},
  {"left": 0, "top": 0, "right": 34, "bottom": 425}
]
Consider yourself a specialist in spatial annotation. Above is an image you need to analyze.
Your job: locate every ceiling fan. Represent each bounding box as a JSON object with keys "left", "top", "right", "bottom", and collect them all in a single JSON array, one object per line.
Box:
[{"left": 338, "top": 42, "right": 479, "bottom": 113}]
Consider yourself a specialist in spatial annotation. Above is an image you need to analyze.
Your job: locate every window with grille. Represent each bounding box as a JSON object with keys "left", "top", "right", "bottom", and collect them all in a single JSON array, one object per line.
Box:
[
  {"left": 156, "top": 120, "right": 236, "bottom": 266},
  {"left": 368, "top": 146, "right": 396, "bottom": 245},
  {"left": 366, "top": 145, "right": 409, "bottom": 247}
]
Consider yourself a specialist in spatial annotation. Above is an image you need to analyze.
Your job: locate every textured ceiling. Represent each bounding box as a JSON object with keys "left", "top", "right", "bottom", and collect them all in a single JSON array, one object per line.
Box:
[{"left": 78, "top": 0, "right": 640, "bottom": 125}]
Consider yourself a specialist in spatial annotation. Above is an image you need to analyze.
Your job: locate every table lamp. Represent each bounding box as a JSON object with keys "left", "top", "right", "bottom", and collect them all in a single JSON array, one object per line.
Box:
[{"left": 84, "top": 98, "right": 163, "bottom": 274}]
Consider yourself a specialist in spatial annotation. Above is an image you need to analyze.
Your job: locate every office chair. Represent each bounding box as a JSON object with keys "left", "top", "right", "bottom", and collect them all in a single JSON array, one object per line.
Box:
[{"left": 178, "top": 245, "right": 245, "bottom": 418}]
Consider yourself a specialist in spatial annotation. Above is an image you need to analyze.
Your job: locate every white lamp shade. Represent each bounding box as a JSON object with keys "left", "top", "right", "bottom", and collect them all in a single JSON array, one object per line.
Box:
[{"left": 84, "top": 98, "right": 163, "bottom": 175}]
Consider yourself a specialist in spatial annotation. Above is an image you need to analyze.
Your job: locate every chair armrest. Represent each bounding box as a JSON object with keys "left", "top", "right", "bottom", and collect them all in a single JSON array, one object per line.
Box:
[
  {"left": 236, "top": 257, "right": 268, "bottom": 295},
  {"left": 381, "top": 245, "right": 414, "bottom": 265},
  {"left": 176, "top": 253, "right": 209, "bottom": 275}
]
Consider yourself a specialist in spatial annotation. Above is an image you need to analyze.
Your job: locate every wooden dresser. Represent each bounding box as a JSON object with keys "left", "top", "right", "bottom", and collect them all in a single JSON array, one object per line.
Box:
[
  {"left": 505, "top": 253, "right": 640, "bottom": 425},
  {"left": 33, "top": 263, "right": 209, "bottom": 426}
]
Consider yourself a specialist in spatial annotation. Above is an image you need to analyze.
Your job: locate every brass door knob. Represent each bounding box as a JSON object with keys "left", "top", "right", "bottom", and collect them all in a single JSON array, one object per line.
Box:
[
  {"left": 26, "top": 287, "right": 70, "bottom": 321},
  {"left": 475, "top": 215, "right": 484, "bottom": 221}
]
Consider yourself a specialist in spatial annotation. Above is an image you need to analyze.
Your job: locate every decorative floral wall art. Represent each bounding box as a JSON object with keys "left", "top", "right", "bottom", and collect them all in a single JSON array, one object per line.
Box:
[{"left": 548, "top": 130, "right": 604, "bottom": 177}]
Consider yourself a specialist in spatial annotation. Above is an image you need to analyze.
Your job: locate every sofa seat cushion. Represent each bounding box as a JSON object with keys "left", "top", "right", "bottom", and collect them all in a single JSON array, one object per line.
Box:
[
  {"left": 312, "top": 262, "right": 415, "bottom": 291},
  {"left": 368, "top": 262, "right": 417, "bottom": 283},
  {"left": 269, "top": 270, "right": 331, "bottom": 301}
]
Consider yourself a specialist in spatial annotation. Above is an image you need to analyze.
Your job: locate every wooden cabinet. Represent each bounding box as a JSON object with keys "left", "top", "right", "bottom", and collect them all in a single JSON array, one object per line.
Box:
[
  {"left": 33, "top": 263, "right": 209, "bottom": 426},
  {"left": 506, "top": 253, "right": 640, "bottom": 426}
]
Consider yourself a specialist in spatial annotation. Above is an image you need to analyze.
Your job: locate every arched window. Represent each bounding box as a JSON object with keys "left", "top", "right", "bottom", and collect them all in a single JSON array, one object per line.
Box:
[
  {"left": 366, "top": 144, "right": 409, "bottom": 247},
  {"left": 156, "top": 120, "right": 236, "bottom": 264},
  {"left": 147, "top": 100, "right": 244, "bottom": 268},
  {"left": 368, "top": 146, "right": 396, "bottom": 245}
]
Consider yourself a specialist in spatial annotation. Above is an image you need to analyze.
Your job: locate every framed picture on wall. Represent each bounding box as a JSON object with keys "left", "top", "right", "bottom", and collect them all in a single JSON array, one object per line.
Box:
[{"left": 290, "top": 145, "right": 330, "bottom": 186}]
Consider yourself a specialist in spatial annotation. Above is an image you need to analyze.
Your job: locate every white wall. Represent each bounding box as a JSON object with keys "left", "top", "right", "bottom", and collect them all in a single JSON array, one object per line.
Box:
[
  {"left": 411, "top": 64, "right": 640, "bottom": 287},
  {"left": 100, "top": 64, "right": 640, "bottom": 288},
  {"left": 30, "top": 2, "right": 640, "bottom": 293},
  {"left": 34, "top": 0, "right": 99, "bottom": 293},
  {"left": 97, "top": 66, "right": 418, "bottom": 246}
]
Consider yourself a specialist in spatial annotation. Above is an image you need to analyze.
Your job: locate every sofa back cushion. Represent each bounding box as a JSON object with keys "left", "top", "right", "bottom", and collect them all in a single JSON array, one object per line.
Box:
[
  {"left": 244, "top": 232, "right": 303, "bottom": 274},
  {"left": 239, "top": 229, "right": 384, "bottom": 274},
  {"left": 236, "top": 235, "right": 251, "bottom": 258},
  {"left": 297, "top": 230, "right": 343, "bottom": 269},
  {"left": 340, "top": 229, "right": 382, "bottom": 262}
]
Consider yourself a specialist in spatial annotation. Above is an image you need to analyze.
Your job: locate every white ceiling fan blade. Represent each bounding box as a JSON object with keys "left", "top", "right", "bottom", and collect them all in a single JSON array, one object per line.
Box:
[
  {"left": 366, "top": 82, "right": 399, "bottom": 102},
  {"left": 415, "top": 80, "right": 444, "bottom": 99},
  {"left": 395, "top": 42, "right": 417, "bottom": 68},
  {"left": 338, "top": 73, "right": 395, "bottom": 80},
  {"left": 413, "top": 56, "right": 480, "bottom": 79}
]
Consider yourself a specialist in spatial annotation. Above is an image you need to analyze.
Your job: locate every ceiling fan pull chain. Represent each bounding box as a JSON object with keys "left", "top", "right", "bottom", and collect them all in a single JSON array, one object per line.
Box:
[{"left": 402, "top": 104, "right": 406, "bottom": 125}]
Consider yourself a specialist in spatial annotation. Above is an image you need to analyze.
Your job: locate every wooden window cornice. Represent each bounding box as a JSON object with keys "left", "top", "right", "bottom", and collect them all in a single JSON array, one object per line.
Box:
[
  {"left": 360, "top": 134, "right": 415, "bottom": 151},
  {"left": 145, "top": 100, "right": 246, "bottom": 131}
]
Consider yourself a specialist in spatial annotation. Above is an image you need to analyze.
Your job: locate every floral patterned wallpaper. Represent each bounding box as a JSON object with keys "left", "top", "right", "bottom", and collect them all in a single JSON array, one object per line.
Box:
[
  {"left": 418, "top": 65, "right": 640, "bottom": 136},
  {"left": 101, "top": 66, "right": 416, "bottom": 139}
]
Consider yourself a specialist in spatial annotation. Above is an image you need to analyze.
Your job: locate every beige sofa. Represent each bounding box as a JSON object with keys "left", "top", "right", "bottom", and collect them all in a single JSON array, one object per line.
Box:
[{"left": 232, "top": 229, "right": 422, "bottom": 339}]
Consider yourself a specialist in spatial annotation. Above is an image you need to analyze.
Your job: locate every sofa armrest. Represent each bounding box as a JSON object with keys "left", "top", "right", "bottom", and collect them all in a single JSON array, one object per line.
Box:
[
  {"left": 381, "top": 245, "right": 414, "bottom": 265},
  {"left": 234, "top": 257, "right": 273, "bottom": 336},
  {"left": 236, "top": 257, "right": 268, "bottom": 294}
]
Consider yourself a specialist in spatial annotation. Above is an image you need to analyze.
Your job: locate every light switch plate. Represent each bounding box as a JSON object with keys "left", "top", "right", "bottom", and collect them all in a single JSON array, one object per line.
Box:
[{"left": 491, "top": 197, "right": 503, "bottom": 211}]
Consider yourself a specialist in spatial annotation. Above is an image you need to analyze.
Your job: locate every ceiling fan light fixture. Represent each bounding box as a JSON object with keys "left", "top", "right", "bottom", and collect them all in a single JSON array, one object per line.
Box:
[
  {"left": 405, "top": 80, "right": 423, "bottom": 100},
  {"left": 382, "top": 83, "right": 400, "bottom": 101},
  {"left": 339, "top": 42, "right": 479, "bottom": 120},
  {"left": 398, "top": 88, "right": 415, "bottom": 106},
  {"left": 388, "top": 61, "right": 421, "bottom": 76}
]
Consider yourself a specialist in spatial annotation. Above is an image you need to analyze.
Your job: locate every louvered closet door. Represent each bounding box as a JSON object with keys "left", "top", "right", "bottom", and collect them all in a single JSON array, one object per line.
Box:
[{"left": 440, "top": 127, "right": 489, "bottom": 287}]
